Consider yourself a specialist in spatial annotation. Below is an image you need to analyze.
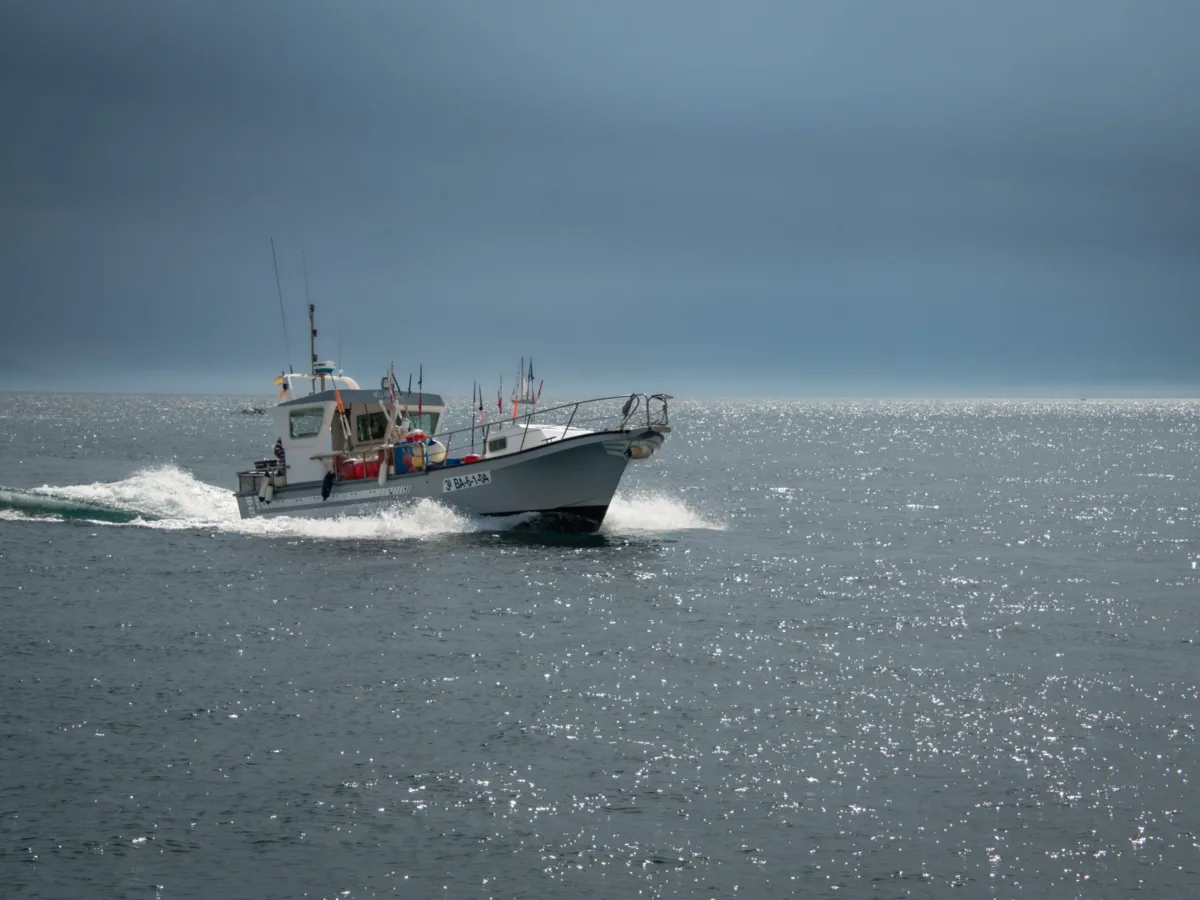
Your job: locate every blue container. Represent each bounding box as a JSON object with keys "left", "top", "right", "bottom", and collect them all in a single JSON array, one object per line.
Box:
[{"left": 395, "top": 441, "right": 426, "bottom": 472}]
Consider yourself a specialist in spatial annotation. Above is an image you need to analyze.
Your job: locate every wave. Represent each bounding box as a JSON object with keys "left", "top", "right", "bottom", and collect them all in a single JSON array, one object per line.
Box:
[
  {"left": 604, "top": 490, "right": 724, "bottom": 534},
  {"left": 0, "top": 486, "right": 155, "bottom": 524},
  {"left": 28, "top": 464, "right": 233, "bottom": 523},
  {"left": 0, "top": 465, "right": 719, "bottom": 539},
  {"left": 2, "top": 465, "right": 476, "bottom": 540}
]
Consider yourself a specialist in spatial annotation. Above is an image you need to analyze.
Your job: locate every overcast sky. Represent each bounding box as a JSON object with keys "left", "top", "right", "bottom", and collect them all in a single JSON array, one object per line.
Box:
[{"left": 2, "top": 1, "right": 1197, "bottom": 396}]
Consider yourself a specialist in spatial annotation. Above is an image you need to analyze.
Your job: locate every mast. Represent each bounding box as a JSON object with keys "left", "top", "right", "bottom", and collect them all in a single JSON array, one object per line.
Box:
[
  {"left": 303, "top": 250, "right": 318, "bottom": 391},
  {"left": 309, "top": 303, "right": 321, "bottom": 392},
  {"left": 514, "top": 357, "right": 522, "bottom": 419}
]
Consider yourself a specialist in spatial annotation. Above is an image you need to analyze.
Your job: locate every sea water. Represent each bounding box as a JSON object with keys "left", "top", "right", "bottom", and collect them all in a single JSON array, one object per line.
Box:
[{"left": 1, "top": 394, "right": 1197, "bottom": 898}]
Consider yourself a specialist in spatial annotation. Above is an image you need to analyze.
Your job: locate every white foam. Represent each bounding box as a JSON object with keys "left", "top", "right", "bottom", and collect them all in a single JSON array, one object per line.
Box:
[
  {"left": 16, "top": 466, "right": 717, "bottom": 540},
  {"left": 233, "top": 497, "right": 478, "bottom": 541},
  {"left": 33, "top": 463, "right": 240, "bottom": 523},
  {"left": 27, "top": 465, "right": 479, "bottom": 541},
  {"left": 0, "top": 508, "right": 60, "bottom": 523},
  {"left": 603, "top": 490, "right": 724, "bottom": 534}
]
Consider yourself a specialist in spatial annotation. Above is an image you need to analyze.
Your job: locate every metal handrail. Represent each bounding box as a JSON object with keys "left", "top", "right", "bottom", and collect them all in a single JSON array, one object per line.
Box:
[
  {"left": 286, "top": 394, "right": 669, "bottom": 466},
  {"left": 426, "top": 392, "right": 669, "bottom": 461}
]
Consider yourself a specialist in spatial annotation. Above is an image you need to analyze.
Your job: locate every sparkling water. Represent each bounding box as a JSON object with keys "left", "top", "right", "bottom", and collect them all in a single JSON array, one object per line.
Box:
[{"left": 2, "top": 394, "right": 1197, "bottom": 898}]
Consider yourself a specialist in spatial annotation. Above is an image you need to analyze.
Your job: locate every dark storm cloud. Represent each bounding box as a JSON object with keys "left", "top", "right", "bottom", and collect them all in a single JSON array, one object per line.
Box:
[{"left": 2, "top": 1, "right": 1197, "bottom": 394}]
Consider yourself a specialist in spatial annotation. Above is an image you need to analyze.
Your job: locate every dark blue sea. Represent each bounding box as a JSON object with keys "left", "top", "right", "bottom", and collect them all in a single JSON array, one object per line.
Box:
[{"left": 1, "top": 393, "right": 1198, "bottom": 899}]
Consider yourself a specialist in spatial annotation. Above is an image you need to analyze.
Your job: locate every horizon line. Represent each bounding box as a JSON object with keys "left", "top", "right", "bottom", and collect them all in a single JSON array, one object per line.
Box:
[{"left": 1, "top": 387, "right": 1197, "bottom": 402}]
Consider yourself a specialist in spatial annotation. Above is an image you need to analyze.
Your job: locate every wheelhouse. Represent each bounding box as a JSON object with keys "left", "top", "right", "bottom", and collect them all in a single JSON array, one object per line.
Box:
[{"left": 269, "top": 370, "right": 445, "bottom": 485}]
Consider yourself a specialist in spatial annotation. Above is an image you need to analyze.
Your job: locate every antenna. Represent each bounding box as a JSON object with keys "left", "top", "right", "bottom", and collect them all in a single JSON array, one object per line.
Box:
[
  {"left": 271, "top": 238, "right": 292, "bottom": 372},
  {"left": 302, "top": 250, "right": 317, "bottom": 391}
]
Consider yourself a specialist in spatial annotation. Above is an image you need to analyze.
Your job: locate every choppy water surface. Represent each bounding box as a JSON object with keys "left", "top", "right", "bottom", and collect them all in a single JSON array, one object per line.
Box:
[{"left": 1, "top": 394, "right": 1197, "bottom": 898}]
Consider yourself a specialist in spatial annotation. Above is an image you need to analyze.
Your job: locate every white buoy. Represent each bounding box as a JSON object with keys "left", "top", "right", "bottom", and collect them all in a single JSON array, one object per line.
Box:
[
  {"left": 377, "top": 450, "right": 388, "bottom": 486},
  {"left": 426, "top": 439, "right": 447, "bottom": 465}
]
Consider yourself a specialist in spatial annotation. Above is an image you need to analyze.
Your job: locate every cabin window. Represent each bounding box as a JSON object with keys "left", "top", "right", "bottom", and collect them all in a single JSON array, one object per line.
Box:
[
  {"left": 488, "top": 437, "right": 508, "bottom": 453},
  {"left": 289, "top": 407, "right": 325, "bottom": 439},
  {"left": 408, "top": 412, "right": 439, "bottom": 434},
  {"left": 356, "top": 411, "right": 390, "bottom": 442}
]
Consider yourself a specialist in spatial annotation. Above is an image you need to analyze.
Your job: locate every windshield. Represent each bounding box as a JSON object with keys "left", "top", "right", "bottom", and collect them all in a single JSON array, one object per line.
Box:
[
  {"left": 356, "top": 411, "right": 389, "bottom": 442},
  {"left": 405, "top": 412, "right": 439, "bottom": 434},
  {"left": 288, "top": 407, "right": 325, "bottom": 439}
]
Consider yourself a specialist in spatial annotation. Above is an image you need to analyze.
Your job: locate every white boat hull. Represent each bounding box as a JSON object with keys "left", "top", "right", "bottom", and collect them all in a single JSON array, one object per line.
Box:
[{"left": 236, "top": 428, "right": 664, "bottom": 532}]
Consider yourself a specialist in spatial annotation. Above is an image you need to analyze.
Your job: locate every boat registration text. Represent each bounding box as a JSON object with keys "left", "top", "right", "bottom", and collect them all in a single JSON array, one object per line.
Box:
[{"left": 443, "top": 470, "right": 492, "bottom": 492}]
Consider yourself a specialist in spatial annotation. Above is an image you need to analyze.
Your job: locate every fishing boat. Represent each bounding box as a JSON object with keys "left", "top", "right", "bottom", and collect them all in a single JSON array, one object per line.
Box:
[{"left": 234, "top": 308, "right": 671, "bottom": 531}]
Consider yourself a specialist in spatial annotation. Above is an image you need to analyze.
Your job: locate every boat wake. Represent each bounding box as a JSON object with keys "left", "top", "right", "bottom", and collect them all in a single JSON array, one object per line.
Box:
[
  {"left": 0, "top": 466, "right": 720, "bottom": 539},
  {"left": 0, "top": 487, "right": 156, "bottom": 525}
]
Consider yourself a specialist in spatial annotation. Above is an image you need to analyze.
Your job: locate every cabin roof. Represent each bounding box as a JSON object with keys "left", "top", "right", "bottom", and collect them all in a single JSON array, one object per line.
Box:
[{"left": 279, "top": 389, "right": 445, "bottom": 409}]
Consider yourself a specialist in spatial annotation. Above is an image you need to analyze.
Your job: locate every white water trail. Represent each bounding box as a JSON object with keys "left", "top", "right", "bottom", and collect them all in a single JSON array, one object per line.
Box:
[
  {"left": 235, "top": 498, "right": 478, "bottom": 541},
  {"left": 34, "top": 464, "right": 240, "bottom": 523},
  {"left": 27, "top": 464, "right": 478, "bottom": 541},
  {"left": 0, "top": 508, "right": 60, "bottom": 523},
  {"left": 14, "top": 466, "right": 720, "bottom": 539}
]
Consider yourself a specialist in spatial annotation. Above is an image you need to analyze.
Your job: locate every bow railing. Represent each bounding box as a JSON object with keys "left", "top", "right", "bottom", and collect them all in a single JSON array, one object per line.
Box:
[{"left": 433, "top": 392, "right": 671, "bottom": 457}]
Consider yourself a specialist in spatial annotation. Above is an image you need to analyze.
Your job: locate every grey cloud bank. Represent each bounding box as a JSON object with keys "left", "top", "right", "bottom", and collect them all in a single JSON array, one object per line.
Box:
[{"left": 2, "top": 1, "right": 1197, "bottom": 396}]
